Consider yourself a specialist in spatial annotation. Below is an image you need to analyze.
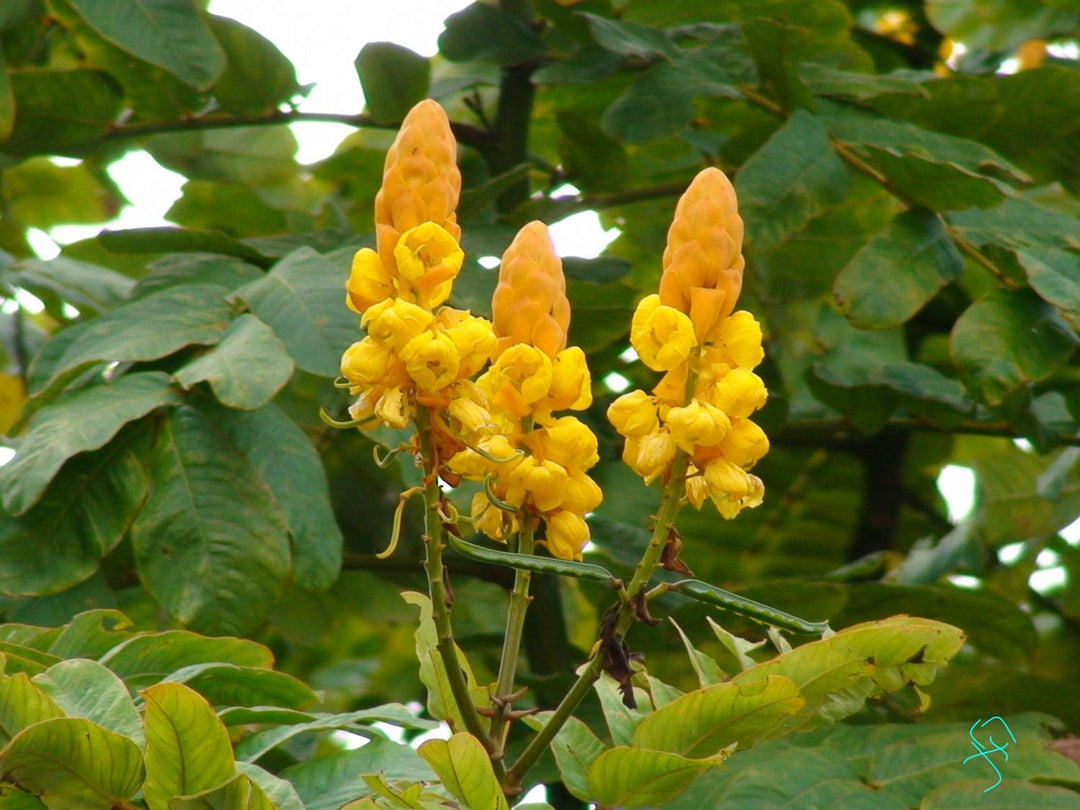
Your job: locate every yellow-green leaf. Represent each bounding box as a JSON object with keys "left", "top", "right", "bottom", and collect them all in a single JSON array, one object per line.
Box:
[
  {"left": 142, "top": 682, "right": 236, "bottom": 810},
  {"left": 632, "top": 675, "right": 805, "bottom": 758},
  {"left": 586, "top": 746, "right": 721, "bottom": 809},
  {"left": 417, "top": 732, "right": 509, "bottom": 810}
]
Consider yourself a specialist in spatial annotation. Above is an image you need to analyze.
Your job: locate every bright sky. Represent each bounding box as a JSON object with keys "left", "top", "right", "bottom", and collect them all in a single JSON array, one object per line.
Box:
[{"left": 43, "top": 0, "right": 618, "bottom": 260}]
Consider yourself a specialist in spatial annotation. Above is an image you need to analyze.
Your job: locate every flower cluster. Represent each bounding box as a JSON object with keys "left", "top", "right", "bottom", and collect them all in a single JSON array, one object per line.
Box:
[
  {"left": 448, "top": 222, "right": 602, "bottom": 561},
  {"left": 339, "top": 100, "right": 497, "bottom": 450},
  {"left": 607, "top": 168, "right": 769, "bottom": 518}
]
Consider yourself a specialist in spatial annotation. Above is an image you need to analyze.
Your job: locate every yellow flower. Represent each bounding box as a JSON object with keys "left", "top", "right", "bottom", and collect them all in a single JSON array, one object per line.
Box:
[
  {"left": 622, "top": 430, "right": 676, "bottom": 484},
  {"left": 704, "top": 458, "right": 752, "bottom": 500},
  {"left": 544, "top": 510, "right": 590, "bottom": 561},
  {"left": 531, "top": 416, "right": 599, "bottom": 470},
  {"left": 400, "top": 331, "right": 460, "bottom": 392},
  {"left": 341, "top": 338, "right": 397, "bottom": 386},
  {"left": 480, "top": 344, "right": 554, "bottom": 417},
  {"left": 544, "top": 347, "right": 592, "bottom": 413},
  {"left": 702, "top": 366, "right": 768, "bottom": 419},
  {"left": 717, "top": 311, "right": 765, "bottom": 370},
  {"left": 447, "top": 394, "right": 492, "bottom": 437},
  {"left": 393, "top": 222, "right": 465, "bottom": 309},
  {"left": 607, "top": 390, "right": 659, "bottom": 438},
  {"left": 685, "top": 466, "right": 708, "bottom": 509},
  {"left": 472, "top": 492, "right": 518, "bottom": 542},
  {"left": 665, "top": 400, "right": 731, "bottom": 452},
  {"left": 375, "top": 387, "right": 411, "bottom": 429},
  {"left": 630, "top": 294, "right": 697, "bottom": 372},
  {"left": 506, "top": 457, "right": 568, "bottom": 513},
  {"left": 346, "top": 248, "right": 395, "bottom": 314},
  {"left": 362, "top": 298, "right": 434, "bottom": 350},
  {"left": 561, "top": 470, "right": 603, "bottom": 514},
  {"left": 720, "top": 418, "right": 770, "bottom": 468},
  {"left": 437, "top": 309, "right": 497, "bottom": 379}
]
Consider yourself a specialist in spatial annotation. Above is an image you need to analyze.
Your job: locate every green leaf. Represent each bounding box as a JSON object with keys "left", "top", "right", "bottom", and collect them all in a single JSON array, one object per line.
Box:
[
  {"left": 730, "top": 616, "right": 964, "bottom": 733},
  {"left": 163, "top": 662, "right": 316, "bottom": 710},
  {"left": 169, "top": 772, "right": 275, "bottom": 810},
  {"left": 144, "top": 127, "right": 298, "bottom": 188},
  {"left": 0, "top": 642, "right": 61, "bottom": 676},
  {"left": 64, "top": 0, "right": 225, "bottom": 89},
  {"left": 632, "top": 675, "right": 804, "bottom": 757},
  {"left": 446, "top": 534, "right": 616, "bottom": 585},
  {"left": 99, "top": 228, "right": 273, "bottom": 267},
  {"left": 1, "top": 70, "right": 122, "bottom": 158},
  {"left": 1015, "top": 245, "right": 1080, "bottom": 328},
  {"left": 8, "top": 256, "right": 135, "bottom": 314},
  {"left": 594, "top": 673, "right": 651, "bottom": 746},
  {"left": 834, "top": 585, "right": 1035, "bottom": 664},
  {"left": 30, "top": 283, "right": 231, "bottom": 397},
  {"left": 133, "top": 254, "right": 265, "bottom": 299},
  {"left": 175, "top": 314, "right": 294, "bottom": 410},
  {"left": 0, "top": 673, "right": 65, "bottom": 745},
  {"left": 216, "top": 404, "right": 342, "bottom": 591},
  {"left": 401, "top": 592, "right": 490, "bottom": 729},
  {"left": 99, "top": 630, "right": 272, "bottom": 682},
  {"left": 130, "top": 404, "right": 292, "bottom": 634},
  {"left": 0, "top": 786, "right": 48, "bottom": 810},
  {"left": 46, "top": 609, "right": 134, "bottom": 659},
  {"left": 926, "top": 0, "right": 1080, "bottom": 52},
  {"left": 1, "top": 372, "right": 178, "bottom": 514},
  {"left": 33, "top": 659, "right": 143, "bottom": 747},
  {"left": 235, "top": 763, "right": 305, "bottom": 810},
  {"left": 802, "top": 64, "right": 932, "bottom": 101},
  {"left": 142, "top": 682, "right": 235, "bottom": 810},
  {"left": 417, "top": 733, "right": 510, "bottom": 810},
  {"left": 167, "top": 181, "right": 291, "bottom": 237},
  {"left": 950, "top": 288, "right": 1078, "bottom": 406},
  {"left": 523, "top": 713, "right": 607, "bottom": 802},
  {"left": 922, "top": 780, "right": 1080, "bottom": 808},
  {"left": 556, "top": 111, "right": 629, "bottom": 193},
  {"left": 235, "top": 706, "right": 431, "bottom": 763},
  {"left": 834, "top": 209, "right": 964, "bottom": 330},
  {"left": 586, "top": 746, "right": 720, "bottom": 809},
  {"left": 669, "top": 618, "right": 727, "bottom": 688},
  {"left": 565, "top": 280, "right": 637, "bottom": 354},
  {"left": 2, "top": 158, "right": 121, "bottom": 231},
  {"left": 355, "top": 43, "right": 430, "bottom": 125},
  {"left": 0, "top": 717, "right": 144, "bottom": 810},
  {"left": 207, "top": 16, "right": 300, "bottom": 115},
  {"left": 736, "top": 110, "right": 849, "bottom": 252},
  {"left": 234, "top": 246, "right": 358, "bottom": 377},
  {"left": 278, "top": 740, "right": 434, "bottom": 810},
  {"left": 582, "top": 13, "right": 679, "bottom": 59},
  {"left": 438, "top": 3, "right": 546, "bottom": 64},
  {"left": 0, "top": 428, "right": 151, "bottom": 598}
]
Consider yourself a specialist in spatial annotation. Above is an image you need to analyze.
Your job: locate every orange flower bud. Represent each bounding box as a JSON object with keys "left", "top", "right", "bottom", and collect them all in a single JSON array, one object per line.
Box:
[
  {"left": 660, "top": 168, "right": 745, "bottom": 342},
  {"left": 491, "top": 221, "right": 571, "bottom": 358},
  {"left": 374, "top": 99, "right": 462, "bottom": 268}
]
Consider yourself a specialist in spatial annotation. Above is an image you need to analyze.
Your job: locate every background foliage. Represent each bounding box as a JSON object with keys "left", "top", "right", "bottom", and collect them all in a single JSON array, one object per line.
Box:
[{"left": 2, "top": 0, "right": 1080, "bottom": 807}]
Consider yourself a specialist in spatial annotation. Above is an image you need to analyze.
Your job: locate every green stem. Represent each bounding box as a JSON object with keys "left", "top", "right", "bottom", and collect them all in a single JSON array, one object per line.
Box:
[
  {"left": 415, "top": 406, "right": 494, "bottom": 752},
  {"left": 506, "top": 449, "right": 692, "bottom": 785},
  {"left": 489, "top": 512, "right": 536, "bottom": 751}
]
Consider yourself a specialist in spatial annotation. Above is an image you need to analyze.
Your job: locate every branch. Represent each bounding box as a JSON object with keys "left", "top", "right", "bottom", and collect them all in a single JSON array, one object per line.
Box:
[{"left": 104, "top": 109, "right": 495, "bottom": 152}]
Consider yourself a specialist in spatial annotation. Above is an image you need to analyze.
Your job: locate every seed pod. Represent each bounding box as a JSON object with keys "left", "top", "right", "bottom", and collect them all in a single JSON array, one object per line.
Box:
[{"left": 659, "top": 168, "right": 745, "bottom": 343}]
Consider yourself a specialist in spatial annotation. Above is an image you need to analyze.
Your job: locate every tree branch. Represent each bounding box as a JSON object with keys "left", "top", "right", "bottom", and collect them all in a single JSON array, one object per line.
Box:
[{"left": 104, "top": 109, "right": 495, "bottom": 152}]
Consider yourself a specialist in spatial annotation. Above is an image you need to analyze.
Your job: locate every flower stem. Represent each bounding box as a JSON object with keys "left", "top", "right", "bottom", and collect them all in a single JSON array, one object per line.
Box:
[
  {"left": 415, "top": 406, "right": 494, "bottom": 753},
  {"left": 489, "top": 512, "right": 536, "bottom": 751},
  {"left": 506, "top": 448, "right": 691, "bottom": 785}
]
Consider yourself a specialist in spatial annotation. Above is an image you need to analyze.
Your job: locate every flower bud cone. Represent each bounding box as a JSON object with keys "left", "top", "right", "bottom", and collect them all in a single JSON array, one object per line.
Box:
[
  {"left": 660, "top": 168, "right": 745, "bottom": 342},
  {"left": 492, "top": 221, "right": 571, "bottom": 358},
  {"left": 374, "top": 100, "right": 462, "bottom": 268}
]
